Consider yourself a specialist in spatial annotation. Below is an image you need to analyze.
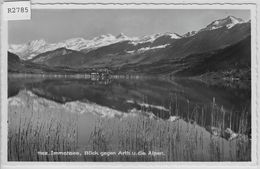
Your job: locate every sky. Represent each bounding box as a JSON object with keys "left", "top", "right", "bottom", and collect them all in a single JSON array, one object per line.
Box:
[{"left": 8, "top": 9, "right": 250, "bottom": 44}]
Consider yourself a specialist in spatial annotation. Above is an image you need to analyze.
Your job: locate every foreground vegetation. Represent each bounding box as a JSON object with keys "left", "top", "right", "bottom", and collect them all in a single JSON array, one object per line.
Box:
[{"left": 8, "top": 90, "right": 251, "bottom": 161}]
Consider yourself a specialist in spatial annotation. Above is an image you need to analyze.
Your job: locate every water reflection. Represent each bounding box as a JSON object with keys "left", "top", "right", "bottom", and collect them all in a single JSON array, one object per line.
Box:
[{"left": 8, "top": 77, "right": 251, "bottom": 137}]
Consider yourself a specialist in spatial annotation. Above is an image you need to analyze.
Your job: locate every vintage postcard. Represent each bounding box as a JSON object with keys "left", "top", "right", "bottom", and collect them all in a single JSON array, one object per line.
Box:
[{"left": 0, "top": 0, "right": 259, "bottom": 168}]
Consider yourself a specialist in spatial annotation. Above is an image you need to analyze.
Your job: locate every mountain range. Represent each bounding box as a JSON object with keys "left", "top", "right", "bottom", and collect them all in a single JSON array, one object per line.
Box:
[{"left": 8, "top": 16, "right": 251, "bottom": 80}]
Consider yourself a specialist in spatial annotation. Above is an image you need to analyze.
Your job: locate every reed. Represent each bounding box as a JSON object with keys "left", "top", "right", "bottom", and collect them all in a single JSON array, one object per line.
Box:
[
  {"left": 8, "top": 95, "right": 78, "bottom": 161},
  {"left": 8, "top": 91, "right": 251, "bottom": 161}
]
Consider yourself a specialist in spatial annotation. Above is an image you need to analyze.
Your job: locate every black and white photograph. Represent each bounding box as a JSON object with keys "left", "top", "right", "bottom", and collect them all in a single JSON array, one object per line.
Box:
[{"left": 1, "top": 1, "right": 259, "bottom": 166}]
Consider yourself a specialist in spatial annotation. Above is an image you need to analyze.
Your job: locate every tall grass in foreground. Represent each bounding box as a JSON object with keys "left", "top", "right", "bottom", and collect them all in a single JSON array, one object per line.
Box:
[
  {"left": 86, "top": 112, "right": 250, "bottom": 161},
  {"left": 8, "top": 94, "right": 79, "bottom": 161},
  {"left": 8, "top": 91, "right": 251, "bottom": 161}
]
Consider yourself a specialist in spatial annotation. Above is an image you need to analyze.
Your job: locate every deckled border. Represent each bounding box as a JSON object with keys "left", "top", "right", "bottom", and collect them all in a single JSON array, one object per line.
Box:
[
  {"left": 32, "top": 3, "right": 256, "bottom": 5},
  {"left": 0, "top": 1, "right": 259, "bottom": 169}
]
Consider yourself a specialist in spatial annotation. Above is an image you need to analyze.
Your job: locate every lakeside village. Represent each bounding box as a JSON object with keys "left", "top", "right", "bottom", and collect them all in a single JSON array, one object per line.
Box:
[
  {"left": 9, "top": 67, "right": 147, "bottom": 81},
  {"left": 10, "top": 68, "right": 111, "bottom": 80}
]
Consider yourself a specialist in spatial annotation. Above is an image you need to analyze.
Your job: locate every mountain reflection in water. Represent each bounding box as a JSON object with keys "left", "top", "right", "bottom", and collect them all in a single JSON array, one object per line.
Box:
[{"left": 8, "top": 77, "right": 251, "bottom": 138}]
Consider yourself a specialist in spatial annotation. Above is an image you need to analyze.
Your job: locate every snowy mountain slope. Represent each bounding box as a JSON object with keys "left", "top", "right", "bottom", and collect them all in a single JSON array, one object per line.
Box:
[
  {"left": 9, "top": 32, "right": 182, "bottom": 60},
  {"left": 9, "top": 16, "right": 246, "bottom": 61},
  {"left": 9, "top": 34, "right": 135, "bottom": 60},
  {"left": 129, "top": 32, "right": 181, "bottom": 45},
  {"left": 8, "top": 15, "right": 250, "bottom": 77},
  {"left": 199, "top": 16, "right": 245, "bottom": 32},
  {"left": 24, "top": 20, "right": 250, "bottom": 70}
]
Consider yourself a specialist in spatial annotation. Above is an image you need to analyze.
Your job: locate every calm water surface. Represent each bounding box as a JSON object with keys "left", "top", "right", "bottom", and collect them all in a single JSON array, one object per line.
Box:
[
  {"left": 8, "top": 77, "right": 251, "bottom": 134},
  {"left": 8, "top": 77, "right": 251, "bottom": 161}
]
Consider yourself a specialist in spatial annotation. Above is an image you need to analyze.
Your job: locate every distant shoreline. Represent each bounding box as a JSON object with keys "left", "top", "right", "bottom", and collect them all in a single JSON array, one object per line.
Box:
[{"left": 7, "top": 72, "right": 161, "bottom": 80}]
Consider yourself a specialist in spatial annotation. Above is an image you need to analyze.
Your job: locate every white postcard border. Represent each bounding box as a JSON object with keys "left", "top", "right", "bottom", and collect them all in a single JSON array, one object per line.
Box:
[{"left": 0, "top": 1, "right": 259, "bottom": 169}]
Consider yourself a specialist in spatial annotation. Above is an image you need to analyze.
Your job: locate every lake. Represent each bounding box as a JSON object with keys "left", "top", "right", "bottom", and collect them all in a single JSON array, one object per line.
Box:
[{"left": 8, "top": 76, "right": 251, "bottom": 161}]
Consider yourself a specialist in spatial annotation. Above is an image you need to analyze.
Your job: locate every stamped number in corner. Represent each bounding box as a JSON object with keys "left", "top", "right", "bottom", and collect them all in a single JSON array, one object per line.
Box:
[{"left": 3, "top": 1, "right": 31, "bottom": 21}]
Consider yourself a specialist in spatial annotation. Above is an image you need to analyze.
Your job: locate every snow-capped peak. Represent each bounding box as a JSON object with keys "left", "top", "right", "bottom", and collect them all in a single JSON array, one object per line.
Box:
[
  {"left": 129, "top": 32, "right": 181, "bottom": 45},
  {"left": 93, "top": 34, "right": 116, "bottom": 41},
  {"left": 9, "top": 31, "right": 184, "bottom": 59},
  {"left": 182, "top": 31, "right": 197, "bottom": 38},
  {"left": 9, "top": 15, "right": 246, "bottom": 60},
  {"left": 27, "top": 39, "right": 47, "bottom": 49},
  {"left": 163, "top": 32, "right": 182, "bottom": 39},
  {"left": 9, "top": 33, "right": 134, "bottom": 60},
  {"left": 116, "top": 33, "right": 129, "bottom": 39},
  {"left": 200, "top": 16, "right": 244, "bottom": 32},
  {"left": 64, "top": 37, "right": 86, "bottom": 44}
]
